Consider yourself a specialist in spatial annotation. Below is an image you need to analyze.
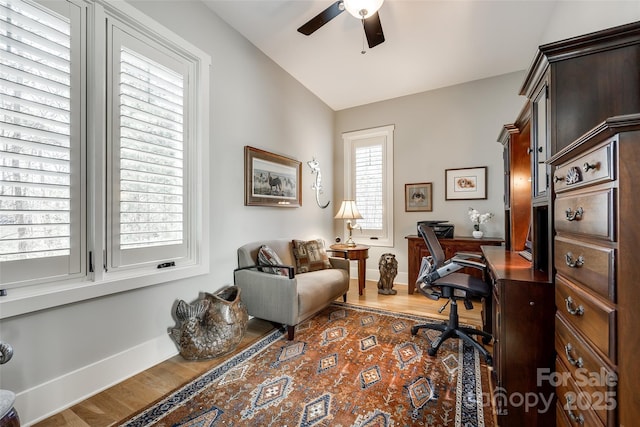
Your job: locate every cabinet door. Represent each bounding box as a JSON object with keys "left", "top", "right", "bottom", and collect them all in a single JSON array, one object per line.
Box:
[
  {"left": 532, "top": 81, "right": 550, "bottom": 199},
  {"left": 503, "top": 139, "right": 511, "bottom": 209}
]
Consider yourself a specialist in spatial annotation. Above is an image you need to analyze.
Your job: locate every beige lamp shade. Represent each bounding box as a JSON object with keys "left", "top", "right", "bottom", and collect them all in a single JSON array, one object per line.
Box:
[
  {"left": 334, "top": 200, "right": 363, "bottom": 220},
  {"left": 335, "top": 200, "right": 363, "bottom": 246}
]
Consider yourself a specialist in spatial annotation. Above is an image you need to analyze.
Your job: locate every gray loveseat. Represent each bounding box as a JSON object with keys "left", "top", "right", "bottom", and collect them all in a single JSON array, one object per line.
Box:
[{"left": 234, "top": 239, "right": 350, "bottom": 340}]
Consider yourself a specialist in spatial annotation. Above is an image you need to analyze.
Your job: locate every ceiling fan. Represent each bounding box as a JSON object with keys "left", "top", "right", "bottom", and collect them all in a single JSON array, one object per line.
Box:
[{"left": 297, "top": 0, "right": 385, "bottom": 49}]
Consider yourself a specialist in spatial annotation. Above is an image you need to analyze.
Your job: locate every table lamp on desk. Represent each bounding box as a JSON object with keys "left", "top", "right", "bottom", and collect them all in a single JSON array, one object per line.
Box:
[{"left": 334, "top": 200, "right": 362, "bottom": 247}]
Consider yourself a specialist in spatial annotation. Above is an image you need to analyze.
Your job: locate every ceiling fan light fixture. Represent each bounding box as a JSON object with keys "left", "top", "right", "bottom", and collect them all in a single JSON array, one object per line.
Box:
[{"left": 343, "top": 0, "right": 384, "bottom": 20}]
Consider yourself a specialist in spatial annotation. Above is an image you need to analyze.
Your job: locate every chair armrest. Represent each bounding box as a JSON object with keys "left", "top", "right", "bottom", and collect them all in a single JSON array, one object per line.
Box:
[
  {"left": 329, "top": 256, "right": 350, "bottom": 273},
  {"left": 454, "top": 251, "right": 483, "bottom": 260},
  {"left": 233, "top": 264, "right": 295, "bottom": 279},
  {"left": 233, "top": 268, "right": 299, "bottom": 326},
  {"left": 450, "top": 257, "right": 486, "bottom": 271}
]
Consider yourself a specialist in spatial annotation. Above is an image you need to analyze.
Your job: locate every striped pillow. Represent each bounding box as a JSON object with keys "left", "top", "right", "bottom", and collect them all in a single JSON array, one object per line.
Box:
[{"left": 257, "top": 245, "right": 289, "bottom": 276}]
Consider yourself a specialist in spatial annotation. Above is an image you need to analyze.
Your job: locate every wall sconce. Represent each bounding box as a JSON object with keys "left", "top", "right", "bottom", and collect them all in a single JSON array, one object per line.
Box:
[{"left": 334, "top": 200, "right": 363, "bottom": 246}]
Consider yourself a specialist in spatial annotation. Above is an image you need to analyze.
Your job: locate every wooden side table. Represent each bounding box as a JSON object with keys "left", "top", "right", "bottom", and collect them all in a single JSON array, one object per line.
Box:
[{"left": 330, "top": 244, "right": 369, "bottom": 295}]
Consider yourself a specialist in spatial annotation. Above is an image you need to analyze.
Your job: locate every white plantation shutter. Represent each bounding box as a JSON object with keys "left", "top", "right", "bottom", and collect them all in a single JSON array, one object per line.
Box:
[
  {"left": 343, "top": 125, "right": 394, "bottom": 246},
  {"left": 119, "top": 48, "right": 184, "bottom": 250},
  {"left": 108, "top": 25, "right": 190, "bottom": 269},
  {"left": 0, "top": 0, "right": 84, "bottom": 285},
  {"left": 354, "top": 143, "right": 383, "bottom": 231}
]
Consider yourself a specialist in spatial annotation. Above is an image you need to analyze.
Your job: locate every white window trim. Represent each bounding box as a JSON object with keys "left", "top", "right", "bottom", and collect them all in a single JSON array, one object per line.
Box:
[
  {"left": 342, "top": 124, "right": 394, "bottom": 247},
  {"left": 0, "top": 0, "right": 210, "bottom": 319}
]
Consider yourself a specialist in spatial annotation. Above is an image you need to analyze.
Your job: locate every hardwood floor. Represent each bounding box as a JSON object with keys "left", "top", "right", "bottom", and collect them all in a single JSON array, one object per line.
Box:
[{"left": 34, "top": 279, "right": 486, "bottom": 426}]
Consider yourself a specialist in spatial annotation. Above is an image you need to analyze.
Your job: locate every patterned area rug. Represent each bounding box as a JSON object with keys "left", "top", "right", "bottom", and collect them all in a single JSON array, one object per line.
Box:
[{"left": 121, "top": 302, "right": 495, "bottom": 426}]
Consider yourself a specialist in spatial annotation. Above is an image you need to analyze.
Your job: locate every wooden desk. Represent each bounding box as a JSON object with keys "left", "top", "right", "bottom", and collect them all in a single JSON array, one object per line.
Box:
[
  {"left": 405, "top": 235, "right": 502, "bottom": 294},
  {"left": 330, "top": 244, "right": 369, "bottom": 296},
  {"left": 482, "top": 245, "right": 554, "bottom": 426}
]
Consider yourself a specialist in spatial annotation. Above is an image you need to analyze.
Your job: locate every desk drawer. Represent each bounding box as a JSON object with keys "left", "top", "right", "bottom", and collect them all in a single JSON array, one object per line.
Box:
[
  {"left": 553, "top": 138, "right": 615, "bottom": 193},
  {"left": 555, "top": 314, "right": 617, "bottom": 425},
  {"left": 555, "top": 188, "right": 615, "bottom": 241},
  {"left": 554, "top": 236, "right": 615, "bottom": 302},
  {"left": 556, "top": 275, "right": 616, "bottom": 360}
]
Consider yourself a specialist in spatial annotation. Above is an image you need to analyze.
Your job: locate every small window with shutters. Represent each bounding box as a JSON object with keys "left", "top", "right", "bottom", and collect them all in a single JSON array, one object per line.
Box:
[
  {"left": 342, "top": 125, "right": 394, "bottom": 247},
  {"left": 107, "top": 23, "right": 192, "bottom": 271}
]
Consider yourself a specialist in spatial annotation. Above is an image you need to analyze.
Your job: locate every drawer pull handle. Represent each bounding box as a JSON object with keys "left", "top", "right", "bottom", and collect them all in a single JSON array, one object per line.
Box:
[
  {"left": 565, "top": 394, "right": 585, "bottom": 425},
  {"left": 565, "top": 252, "right": 584, "bottom": 268},
  {"left": 565, "top": 296, "right": 584, "bottom": 316},
  {"left": 583, "top": 162, "right": 598, "bottom": 172},
  {"left": 554, "top": 175, "right": 564, "bottom": 183},
  {"left": 565, "top": 207, "right": 584, "bottom": 221},
  {"left": 564, "top": 343, "right": 584, "bottom": 368}
]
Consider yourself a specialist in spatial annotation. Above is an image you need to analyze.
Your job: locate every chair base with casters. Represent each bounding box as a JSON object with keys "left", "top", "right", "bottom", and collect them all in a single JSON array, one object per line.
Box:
[
  {"left": 411, "top": 295, "right": 493, "bottom": 365},
  {"left": 412, "top": 224, "right": 493, "bottom": 366}
]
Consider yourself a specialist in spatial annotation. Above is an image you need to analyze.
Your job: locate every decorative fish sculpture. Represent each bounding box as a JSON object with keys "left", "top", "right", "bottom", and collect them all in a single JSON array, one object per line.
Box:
[
  {"left": 169, "top": 286, "right": 249, "bottom": 360},
  {"left": 307, "top": 158, "right": 330, "bottom": 209}
]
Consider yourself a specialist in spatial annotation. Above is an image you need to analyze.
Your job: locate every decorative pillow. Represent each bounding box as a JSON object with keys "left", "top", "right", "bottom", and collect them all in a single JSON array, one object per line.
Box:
[
  {"left": 291, "top": 239, "right": 332, "bottom": 273},
  {"left": 257, "top": 245, "right": 289, "bottom": 276}
]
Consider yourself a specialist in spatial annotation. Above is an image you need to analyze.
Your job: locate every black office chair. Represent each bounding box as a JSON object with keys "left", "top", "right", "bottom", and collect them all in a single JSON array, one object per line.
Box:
[{"left": 411, "top": 224, "right": 493, "bottom": 365}]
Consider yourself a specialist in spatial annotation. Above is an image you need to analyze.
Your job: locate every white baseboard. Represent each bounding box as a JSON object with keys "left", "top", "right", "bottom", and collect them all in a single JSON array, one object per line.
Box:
[{"left": 15, "top": 335, "right": 178, "bottom": 426}]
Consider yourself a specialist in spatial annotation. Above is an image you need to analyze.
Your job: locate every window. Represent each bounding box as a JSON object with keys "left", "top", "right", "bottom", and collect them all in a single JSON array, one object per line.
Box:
[
  {"left": 107, "top": 21, "right": 191, "bottom": 270},
  {"left": 342, "top": 125, "right": 394, "bottom": 247},
  {"left": 0, "top": 0, "right": 210, "bottom": 317},
  {"left": 0, "top": 0, "right": 84, "bottom": 285}
]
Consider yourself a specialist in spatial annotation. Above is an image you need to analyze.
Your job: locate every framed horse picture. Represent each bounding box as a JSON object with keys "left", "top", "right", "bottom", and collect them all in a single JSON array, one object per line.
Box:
[{"left": 244, "top": 146, "right": 302, "bottom": 207}]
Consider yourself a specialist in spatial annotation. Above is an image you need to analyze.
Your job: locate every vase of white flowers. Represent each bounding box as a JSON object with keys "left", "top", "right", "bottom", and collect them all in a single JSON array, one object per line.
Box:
[{"left": 468, "top": 208, "right": 493, "bottom": 238}]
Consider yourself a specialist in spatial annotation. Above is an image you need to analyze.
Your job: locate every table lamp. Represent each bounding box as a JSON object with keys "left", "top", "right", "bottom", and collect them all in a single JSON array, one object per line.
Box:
[{"left": 334, "top": 200, "right": 363, "bottom": 246}]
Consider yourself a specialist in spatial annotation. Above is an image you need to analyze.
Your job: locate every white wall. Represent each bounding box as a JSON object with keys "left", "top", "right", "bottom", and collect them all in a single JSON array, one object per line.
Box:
[
  {"left": 334, "top": 72, "right": 526, "bottom": 284},
  {"left": 0, "top": 1, "right": 335, "bottom": 424},
  {"left": 541, "top": 1, "right": 640, "bottom": 44}
]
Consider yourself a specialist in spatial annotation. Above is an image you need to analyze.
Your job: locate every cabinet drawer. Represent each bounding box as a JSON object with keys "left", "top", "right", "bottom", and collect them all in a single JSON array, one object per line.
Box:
[
  {"left": 554, "top": 236, "right": 615, "bottom": 302},
  {"left": 556, "top": 358, "right": 607, "bottom": 427},
  {"left": 555, "top": 188, "right": 615, "bottom": 241},
  {"left": 556, "top": 275, "right": 616, "bottom": 360},
  {"left": 553, "top": 138, "right": 615, "bottom": 193},
  {"left": 555, "top": 314, "right": 617, "bottom": 425},
  {"left": 556, "top": 402, "right": 573, "bottom": 427}
]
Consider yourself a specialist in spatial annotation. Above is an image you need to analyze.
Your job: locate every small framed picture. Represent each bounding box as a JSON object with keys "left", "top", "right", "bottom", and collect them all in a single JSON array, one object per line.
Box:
[
  {"left": 445, "top": 166, "right": 487, "bottom": 200},
  {"left": 405, "top": 183, "right": 433, "bottom": 212}
]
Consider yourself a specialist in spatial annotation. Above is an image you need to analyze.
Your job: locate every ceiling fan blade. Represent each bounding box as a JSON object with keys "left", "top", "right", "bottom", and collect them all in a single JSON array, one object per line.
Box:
[
  {"left": 297, "top": 1, "right": 345, "bottom": 36},
  {"left": 363, "top": 11, "right": 385, "bottom": 48}
]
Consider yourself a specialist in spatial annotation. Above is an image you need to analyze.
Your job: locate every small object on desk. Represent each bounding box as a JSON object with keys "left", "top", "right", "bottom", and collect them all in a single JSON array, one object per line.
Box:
[
  {"left": 377, "top": 253, "right": 398, "bottom": 295},
  {"left": 518, "top": 250, "right": 532, "bottom": 261},
  {"left": 416, "top": 220, "right": 454, "bottom": 238}
]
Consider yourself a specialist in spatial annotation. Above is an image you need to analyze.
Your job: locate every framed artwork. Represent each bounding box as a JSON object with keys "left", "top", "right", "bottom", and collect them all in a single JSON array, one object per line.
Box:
[
  {"left": 244, "top": 146, "right": 302, "bottom": 207},
  {"left": 445, "top": 166, "right": 487, "bottom": 200},
  {"left": 405, "top": 182, "right": 433, "bottom": 212}
]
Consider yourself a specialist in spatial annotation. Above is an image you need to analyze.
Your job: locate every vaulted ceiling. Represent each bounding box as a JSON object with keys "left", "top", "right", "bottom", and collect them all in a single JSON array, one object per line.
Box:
[{"left": 201, "top": 1, "right": 612, "bottom": 111}]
